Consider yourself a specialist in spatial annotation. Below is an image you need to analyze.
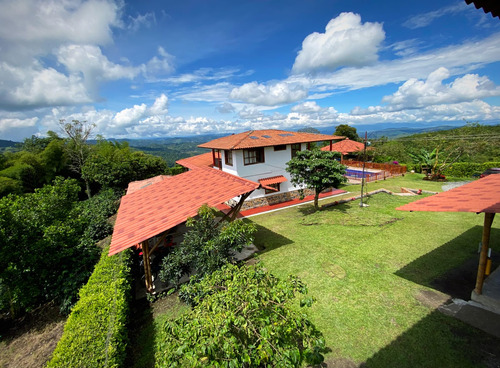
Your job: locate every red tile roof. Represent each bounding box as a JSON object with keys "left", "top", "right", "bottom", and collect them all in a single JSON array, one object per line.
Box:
[
  {"left": 396, "top": 174, "right": 500, "bottom": 213},
  {"left": 126, "top": 175, "right": 171, "bottom": 195},
  {"left": 321, "top": 138, "right": 365, "bottom": 155},
  {"left": 199, "top": 129, "right": 343, "bottom": 150},
  {"left": 109, "top": 168, "right": 259, "bottom": 256},
  {"left": 176, "top": 151, "right": 214, "bottom": 170},
  {"left": 259, "top": 175, "right": 288, "bottom": 192}
]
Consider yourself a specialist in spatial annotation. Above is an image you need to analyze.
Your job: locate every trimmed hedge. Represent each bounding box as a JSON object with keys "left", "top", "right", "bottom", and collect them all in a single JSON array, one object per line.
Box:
[
  {"left": 47, "top": 246, "right": 132, "bottom": 368},
  {"left": 442, "top": 162, "right": 500, "bottom": 178}
]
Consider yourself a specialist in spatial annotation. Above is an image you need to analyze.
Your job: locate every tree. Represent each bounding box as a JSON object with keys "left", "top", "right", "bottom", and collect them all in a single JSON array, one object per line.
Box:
[
  {"left": 158, "top": 205, "right": 256, "bottom": 286},
  {"left": 60, "top": 119, "right": 95, "bottom": 198},
  {"left": 297, "top": 126, "right": 321, "bottom": 134},
  {"left": 286, "top": 149, "right": 347, "bottom": 210},
  {"left": 156, "top": 264, "right": 326, "bottom": 367},
  {"left": 334, "top": 124, "right": 360, "bottom": 141}
]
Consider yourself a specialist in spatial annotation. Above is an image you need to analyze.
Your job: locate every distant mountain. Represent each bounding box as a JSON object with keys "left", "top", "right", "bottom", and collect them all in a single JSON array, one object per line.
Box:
[{"left": 0, "top": 139, "right": 18, "bottom": 148}]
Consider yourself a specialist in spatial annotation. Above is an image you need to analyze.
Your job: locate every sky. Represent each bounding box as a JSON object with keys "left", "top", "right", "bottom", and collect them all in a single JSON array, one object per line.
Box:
[{"left": 1, "top": 0, "right": 500, "bottom": 141}]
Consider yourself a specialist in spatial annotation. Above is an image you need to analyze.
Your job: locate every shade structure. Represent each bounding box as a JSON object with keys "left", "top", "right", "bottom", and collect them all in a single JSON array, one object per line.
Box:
[
  {"left": 396, "top": 174, "right": 500, "bottom": 213},
  {"left": 321, "top": 138, "right": 365, "bottom": 155},
  {"left": 397, "top": 174, "right": 500, "bottom": 295},
  {"left": 258, "top": 175, "right": 288, "bottom": 192},
  {"left": 109, "top": 167, "right": 259, "bottom": 256}
]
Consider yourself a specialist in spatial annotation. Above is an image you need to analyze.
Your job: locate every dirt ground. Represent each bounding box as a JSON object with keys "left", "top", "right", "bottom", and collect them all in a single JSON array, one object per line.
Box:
[{"left": 0, "top": 304, "right": 65, "bottom": 368}]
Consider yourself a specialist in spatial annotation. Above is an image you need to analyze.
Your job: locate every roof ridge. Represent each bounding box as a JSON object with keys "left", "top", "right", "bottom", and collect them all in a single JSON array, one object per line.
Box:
[{"left": 230, "top": 130, "right": 254, "bottom": 150}]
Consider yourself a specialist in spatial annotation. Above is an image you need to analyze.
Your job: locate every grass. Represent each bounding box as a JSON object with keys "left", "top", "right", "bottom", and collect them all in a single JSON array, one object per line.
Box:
[{"left": 139, "top": 174, "right": 500, "bottom": 367}]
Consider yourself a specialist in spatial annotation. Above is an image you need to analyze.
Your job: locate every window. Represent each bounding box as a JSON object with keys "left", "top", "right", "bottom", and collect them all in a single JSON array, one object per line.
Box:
[
  {"left": 291, "top": 143, "right": 301, "bottom": 158},
  {"left": 274, "top": 145, "right": 286, "bottom": 151},
  {"left": 265, "top": 183, "right": 280, "bottom": 194},
  {"left": 243, "top": 148, "right": 265, "bottom": 165},
  {"left": 224, "top": 150, "right": 233, "bottom": 166}
]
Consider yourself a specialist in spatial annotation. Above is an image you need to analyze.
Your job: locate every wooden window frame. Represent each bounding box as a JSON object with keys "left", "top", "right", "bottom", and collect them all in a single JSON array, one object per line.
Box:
[
  {"left": 291, "top": 143, "right": 301, "bottom": 158},
  {"left": 243, "top": 147, "right": 265, "bottom": 165},
  {"left": 224, "top": 150, "right": 233, "bottom": 166},
  {"left": 264, "top": 183, "right": 280, "bottom": 194},
  {"left": 274, "top": 145, "right": 286, "bottom": 151}
]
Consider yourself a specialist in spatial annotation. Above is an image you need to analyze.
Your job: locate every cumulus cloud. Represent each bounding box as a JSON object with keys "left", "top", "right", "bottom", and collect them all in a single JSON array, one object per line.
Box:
[
  {"left": 230, "top": 81, "right": 308, "bottom": 106},
  {"left": 216, "top": 102, "right": 236, "bottom": 114},
  {"left": 291, "top": 101, "right": 322, "bottom": 113},
  {"left": 381, "top": 67, "right": 500, "bottom": 110},
  {"left": 292, "top": 12, "right": 385, "bottom": 74},
  {"left": 127, "top": 12, "right": 156, "bottom": 32}
]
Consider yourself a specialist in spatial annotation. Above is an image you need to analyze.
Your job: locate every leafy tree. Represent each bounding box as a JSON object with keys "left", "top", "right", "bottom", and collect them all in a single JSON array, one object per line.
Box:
[
  {"left": 158, "top": 205, "right": 256, "bottom": 286},
  {"left": 19, "top": 131, "right": 61, "bottom": 153},
  {"left": 156, "top": 263, "right": 326, "bottom": 367},
  {"left": 297, "top": 126, "right": 321, "bottom": 134},
  {"left": 0, "top": 178, "right": 118, "bottom": 315},
  {"left": 286, "top": 149, "right": 347, "bottom": 210},
  {"left": 334, "top": 124, "right": 360, "bottom": 141},
  {"left": 60, "top": 119, "right": 95, "bottom": 198}
]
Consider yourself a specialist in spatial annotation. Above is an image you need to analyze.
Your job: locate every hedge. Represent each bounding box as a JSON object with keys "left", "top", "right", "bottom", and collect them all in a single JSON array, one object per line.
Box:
[
  {"left": 442, "top": 162, "right": 500, "bottom": 178},
  {"left": 47, "top": 246, "right": 132, "bottom": 368}
]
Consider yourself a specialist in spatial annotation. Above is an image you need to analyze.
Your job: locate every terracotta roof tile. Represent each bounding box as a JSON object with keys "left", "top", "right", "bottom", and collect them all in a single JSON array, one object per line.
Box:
[
  {"left": 396, "top": 174, "right": 500, "bottom": 213},
  {"left": 198, "top": 129, "right": 343, "bottom": 150},
  {"left": 259, "top": 175, "right": 288, "bottom": 186},
  {"left": 109, "top": 168, "right": 259, "bottom": 256},
  {"left": 321, "top": 138, "right": 366, "bottom": 155},
  {"left": 176, "top": 152, "right": 214, "bottom": 169},
  {"left": 126, "top": 175, "right": 171, "bottom": 195}
]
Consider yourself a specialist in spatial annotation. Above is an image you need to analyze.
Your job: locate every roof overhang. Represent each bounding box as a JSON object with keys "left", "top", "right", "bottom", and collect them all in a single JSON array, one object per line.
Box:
[
  {"left": 109, "top": 168, "right": 259, "bottom": 256},
  {"left": 259, "top": 175, "right": 288, "bottom": 192}
]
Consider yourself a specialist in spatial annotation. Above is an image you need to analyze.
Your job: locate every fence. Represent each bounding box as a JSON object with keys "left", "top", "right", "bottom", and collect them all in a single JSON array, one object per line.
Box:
[{"left": 342, "top": 160, "right": 406, "bottom": 182}]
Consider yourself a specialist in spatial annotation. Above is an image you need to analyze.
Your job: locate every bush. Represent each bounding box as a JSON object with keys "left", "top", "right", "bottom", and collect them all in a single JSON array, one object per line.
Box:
[
  {"left": 442, "top": 162, "right": 500, "bottom": 178},
  {"left": 47, "top": 246, "right": 132, "bottom": 368},
  {"left": 156, "top": 264, "right": 326, "bottom": 367}
]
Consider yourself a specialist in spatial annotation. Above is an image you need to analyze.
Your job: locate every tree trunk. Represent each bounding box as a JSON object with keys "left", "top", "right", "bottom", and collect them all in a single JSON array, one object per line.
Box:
[
  {"left": 84, "top": 178, "right": 92, "bottom": 199},
  {"left": 314, "top": 192, "right": 319, "bottom": 210}
]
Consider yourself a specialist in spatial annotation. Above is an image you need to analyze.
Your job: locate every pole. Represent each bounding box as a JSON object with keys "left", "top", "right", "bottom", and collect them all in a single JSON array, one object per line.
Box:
[
  {"left": 360, "top": 132, "right": 367, "bottom": 207},
  {"left": 474, "top": 212, "right": 495, "bottom": 294}
]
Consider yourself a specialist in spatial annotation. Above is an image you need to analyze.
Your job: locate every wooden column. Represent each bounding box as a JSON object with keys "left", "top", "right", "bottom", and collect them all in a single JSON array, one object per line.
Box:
[
  {"left": 330, "top": 140, "right": 332, "bottom": 151},
  {"left": 141, "top": 240, "right": 154, "bottom": 293},
  {"left": 211, "top": 149, "right": 216, "bottom": 168},
  {"left": 474, "top": 212, "right": 495, "bottom": 294}
]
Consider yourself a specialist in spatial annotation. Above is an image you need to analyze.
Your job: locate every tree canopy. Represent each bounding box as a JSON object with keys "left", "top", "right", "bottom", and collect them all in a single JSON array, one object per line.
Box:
[
  {"left": 286, "top": 149, "right": 347, "bottom": 209},
  {"left": 156, "top": 263, "right": 326, "bottom": 367},
  {"left": 334, "top": 124, "right": 360, "bottom": 141}
]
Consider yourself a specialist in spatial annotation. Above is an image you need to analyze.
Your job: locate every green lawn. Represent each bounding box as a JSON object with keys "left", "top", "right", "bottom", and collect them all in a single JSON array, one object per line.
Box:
[{"left": 135, "top": 174, "right": 500, "bottom": 367}]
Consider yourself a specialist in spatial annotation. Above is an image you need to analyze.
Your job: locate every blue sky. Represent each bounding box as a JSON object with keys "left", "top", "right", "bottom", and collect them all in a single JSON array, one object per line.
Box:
[{"left": 1, "top": 0, "right": 499, "bottom": 141}]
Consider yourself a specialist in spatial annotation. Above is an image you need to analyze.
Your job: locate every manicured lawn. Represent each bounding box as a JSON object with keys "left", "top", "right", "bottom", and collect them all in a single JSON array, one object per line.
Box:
[
  {"left": 249, "top": 174, "right": 500, "bottom": 366},
  {"left": 135, "top": 174, "right": 500, "bottom": 367}
]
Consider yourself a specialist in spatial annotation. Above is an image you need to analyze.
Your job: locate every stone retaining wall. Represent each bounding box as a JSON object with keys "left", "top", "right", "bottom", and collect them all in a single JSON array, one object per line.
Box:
[{"left": 237, "top": 188, "right": 316, "bottom": 210}]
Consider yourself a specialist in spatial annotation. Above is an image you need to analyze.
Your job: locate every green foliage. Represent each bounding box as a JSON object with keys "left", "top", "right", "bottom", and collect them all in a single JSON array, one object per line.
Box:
[
  {"left": 0, "top": 178, "right": 117, "bottom": 315},
  {"left": 442, "top": 161, "right": 500, "bottom": 178},
  {"left": 286, "top": 149, "right": 347, "bottom": 209},
  {"left": 82, "top": 140, "right": 168, "bottom": 191},
  {"left": 0, "top": 176, "right": 22, "bottom": 197},
  {"left": 156, "top": 264, "right": 326, "bottom": 367},
  {"left": 334, "top": 124, "right": 360, "bottom": 141},
  {"left": 159, "top": 205, "right": 256, "bottom": 286},
  {"left": 47, "top": 246, "right": 132, "bottom": 368}
]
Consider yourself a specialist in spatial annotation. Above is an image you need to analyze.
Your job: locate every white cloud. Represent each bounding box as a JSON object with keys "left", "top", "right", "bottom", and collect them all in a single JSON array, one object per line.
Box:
[
  {"left": 403, "top": 3, "right": 466, "bottom": 29},
  {"left": 292, "top": 12, "right": 385, "bottom": 74},
  {"left": 216, "top": 102, "right": 235, "bottom": 114},
  {"left": 127, "top": 12, "right": 156, "bottom": 32},
  {"left": 230, "top": 81, "right": 308, "bottom": 106},
  {"left": 291, "top": 101, "right": 322, "bottom": 113},
  {"left": 381, "top": 67, "right": 500, "bottom": 110}
]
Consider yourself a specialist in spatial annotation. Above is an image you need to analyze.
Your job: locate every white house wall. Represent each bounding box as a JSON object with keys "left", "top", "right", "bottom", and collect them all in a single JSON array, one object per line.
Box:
[{"left": 221, "top": 143, "right": 307, "bottom": 200}]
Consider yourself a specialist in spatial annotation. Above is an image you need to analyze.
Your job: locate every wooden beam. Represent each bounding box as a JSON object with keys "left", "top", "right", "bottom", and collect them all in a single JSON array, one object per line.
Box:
[
  {"left": 330, "top": 140, "right": 332, "bottom": 151},
  {"left": 474, "top": 212, "right": 495, "bottom": 294},
  {"left": 220, "top": 190, "right": 254, "bottom": 223},
  {"left": 141, "top": 240, "right": 154, "bottom": 293},
  {"left": 212, "top": 149, "right": 216, "bottom": 167},
  {"left": 149, "top": 230, "right": 169, "bottom": 255}
]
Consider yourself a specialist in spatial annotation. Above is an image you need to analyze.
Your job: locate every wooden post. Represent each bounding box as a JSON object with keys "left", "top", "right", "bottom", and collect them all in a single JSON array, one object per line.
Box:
[
  {"left": 474, "top": 212, "right": 495, "bottom": 294},
  {"left": 330, "top": 140, "right": 332, "bottom": 151},
  {"left": 141, "top": 240, "right": 154, "bottom": 293},
  {"left": 211, "top": 149, "right": 216, "bottom": 168}
]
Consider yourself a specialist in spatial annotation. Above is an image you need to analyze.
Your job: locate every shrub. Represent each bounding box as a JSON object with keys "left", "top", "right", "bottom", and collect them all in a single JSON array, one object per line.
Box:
[
  {"left": 442, "top": 162, "right": 500, "bottom": 178},
  {"left": 156, "top": 264, "right": 326, "bottom": 367},
  {"left": 47, "top": 246, "right": 132, "bottom": 368}
]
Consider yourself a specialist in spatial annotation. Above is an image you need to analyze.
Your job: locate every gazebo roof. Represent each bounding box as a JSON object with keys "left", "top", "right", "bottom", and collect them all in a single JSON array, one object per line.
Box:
[
  {"left": 109, "top": 168, "right": 259, "bottom": 256},
  {"left": 321, "top": 138, "right": 366, "bottom": 155},
  {"left": 396, "top": 174, "right": 500, "bottom": 214}
]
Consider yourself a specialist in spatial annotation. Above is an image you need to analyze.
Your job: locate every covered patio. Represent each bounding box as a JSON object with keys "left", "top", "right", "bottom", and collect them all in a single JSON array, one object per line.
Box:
[
  {"left": 109, "top": 167, "right": 259, "bottom": 292},
  {"left": 397, "top": 174, "right": 500, "bottom": 312}
]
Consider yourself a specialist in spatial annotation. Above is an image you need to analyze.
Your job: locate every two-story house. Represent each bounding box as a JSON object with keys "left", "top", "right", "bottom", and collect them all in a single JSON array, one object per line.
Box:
[{"left": 177, "top": 129, "right": 343, "bottom": 209}]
